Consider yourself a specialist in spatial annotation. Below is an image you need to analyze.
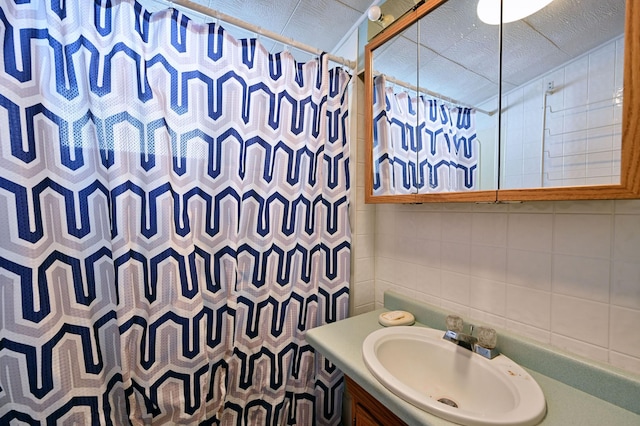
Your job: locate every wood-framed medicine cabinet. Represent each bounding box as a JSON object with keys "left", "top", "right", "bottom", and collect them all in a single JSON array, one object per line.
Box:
[{"left": 364, "top": 0, "right": 640, "bottom": 203}]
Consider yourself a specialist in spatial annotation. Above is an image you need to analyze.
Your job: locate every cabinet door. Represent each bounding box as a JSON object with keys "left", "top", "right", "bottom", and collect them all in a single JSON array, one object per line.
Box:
[
  {"left": 354, "top": 402, "right": 384, "bottom": 426},
  {"left": 346, "top": 376, "right": 407, "bottom": 426}
]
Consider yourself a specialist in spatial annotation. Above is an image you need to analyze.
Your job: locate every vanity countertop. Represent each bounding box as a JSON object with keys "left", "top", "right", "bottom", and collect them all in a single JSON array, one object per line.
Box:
[{"left": 306, "top": 293, "right": 640, "bottom": 426}]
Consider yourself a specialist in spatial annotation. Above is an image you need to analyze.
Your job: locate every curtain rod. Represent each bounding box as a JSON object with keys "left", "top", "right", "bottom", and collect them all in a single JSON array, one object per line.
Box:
[
  {"left": 165, "top": 0, "right": 357, "bottom": 70},
  {"left": 381, "top": 73, "right": 496, "bottom": 116}
]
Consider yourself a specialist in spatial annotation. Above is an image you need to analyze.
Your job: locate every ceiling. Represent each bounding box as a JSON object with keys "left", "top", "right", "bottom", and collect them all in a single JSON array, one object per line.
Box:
[
  {"left": 139, "top": 0, "right": 377, "bottom": 60},
  {"left": 137, "top": 0, "right": 626, "bottom": 107},
  {"left": 373, "top": 0, "right": 626, "bottom": 107}
]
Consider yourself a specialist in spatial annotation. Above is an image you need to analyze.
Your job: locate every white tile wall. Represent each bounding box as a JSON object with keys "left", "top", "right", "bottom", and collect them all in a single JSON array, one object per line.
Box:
[
  {"left": 349, "top": 77, "right": 377, "bottom": 316},
  {"left": 494, "top": 36, "right": 624, "bottom": 189},
  {"left": 365, "top": 200, "right": 640, "bottom": 376}
]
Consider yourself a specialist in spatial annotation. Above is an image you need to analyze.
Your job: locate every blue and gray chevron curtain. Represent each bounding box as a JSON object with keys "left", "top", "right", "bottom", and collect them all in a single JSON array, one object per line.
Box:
[
  {"left": 372, "top": 75, "right": 478, "bottom": 194},
  {"left": 0, "top": 1, "right": 351, "bottom": 425}
]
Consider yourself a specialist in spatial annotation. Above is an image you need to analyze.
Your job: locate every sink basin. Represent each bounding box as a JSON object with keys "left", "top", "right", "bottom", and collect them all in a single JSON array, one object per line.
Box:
[{"left": 362, "top": 326, "right": 546, "bottom": 426}]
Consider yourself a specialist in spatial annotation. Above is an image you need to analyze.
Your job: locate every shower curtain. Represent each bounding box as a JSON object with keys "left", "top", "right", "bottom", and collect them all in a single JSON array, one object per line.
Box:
[
  {"left": 372, "top": 75, "right": 478, "bottom": 194},
  {"left": 0, "top": 1, "right": 350, "bottom": 425}
]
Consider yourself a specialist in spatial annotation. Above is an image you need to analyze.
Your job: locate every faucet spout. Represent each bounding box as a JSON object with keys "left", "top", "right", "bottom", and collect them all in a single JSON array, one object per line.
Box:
[
  {"left": 443, "top": 329, "right": 477, "bottom": 351},
  {"left": 442, "top": 319, "right": 501, "bottom": 359}
]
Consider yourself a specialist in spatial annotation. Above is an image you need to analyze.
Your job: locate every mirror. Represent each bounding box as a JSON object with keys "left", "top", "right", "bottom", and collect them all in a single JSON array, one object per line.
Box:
[
  {"left": 499, "top": 0, "right": 625, "bottom": 190},
  {"left": 370, "top": 21, "right": 420, "bottom": 195},
  {"left": 365, "top": 0, "right": 640, "bottom": 202},
  {"left": 415, "top": 0, "right": 500, "bottom": 195}
]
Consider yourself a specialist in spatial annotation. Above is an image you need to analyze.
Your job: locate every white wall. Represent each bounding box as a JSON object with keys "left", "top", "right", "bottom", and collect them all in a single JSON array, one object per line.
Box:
[
  {"left": 350, "top": 77, "right": 378, "bottom": 316},
  {"left": 371, "top": 200, "right": 640, "bottom": 376}
]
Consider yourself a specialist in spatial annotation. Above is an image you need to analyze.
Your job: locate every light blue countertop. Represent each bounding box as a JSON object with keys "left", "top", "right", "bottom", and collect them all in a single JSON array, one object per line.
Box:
[{"left": 306, "top": 291, "right": 640, "bottom": 426}]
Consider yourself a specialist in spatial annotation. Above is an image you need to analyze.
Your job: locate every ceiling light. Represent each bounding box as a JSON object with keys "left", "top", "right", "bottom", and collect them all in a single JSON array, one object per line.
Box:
[
  {"left": 477, "top": 0, "right": 555, "bottom": 25},
  {"left": 367, "top": 6, "right": 395, "bottom": 28},
  {"left": 367, "top": 5, "right": 382, "bottom": 22}
]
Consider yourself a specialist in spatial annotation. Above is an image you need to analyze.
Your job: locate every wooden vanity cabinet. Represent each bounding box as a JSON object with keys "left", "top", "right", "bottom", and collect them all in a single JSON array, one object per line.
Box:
[{"left": 345, "top": 376, "right": 407, "bottom": 426}]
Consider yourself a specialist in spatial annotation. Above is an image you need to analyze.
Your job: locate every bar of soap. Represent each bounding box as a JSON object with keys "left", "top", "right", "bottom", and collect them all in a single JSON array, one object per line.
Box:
[{"left": 378, "top": 310, "right": 415, "bottom": 326}]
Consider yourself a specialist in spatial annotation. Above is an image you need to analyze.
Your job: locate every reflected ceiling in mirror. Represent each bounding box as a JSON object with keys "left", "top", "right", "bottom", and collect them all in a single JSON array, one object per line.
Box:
[{"left": 375, "top": 0, "right": 625, "bottom": 108}]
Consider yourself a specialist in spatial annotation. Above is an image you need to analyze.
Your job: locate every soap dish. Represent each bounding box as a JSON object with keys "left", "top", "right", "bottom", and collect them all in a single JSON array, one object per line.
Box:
[{"left": 378, "top": 310, "right": 415, "bottom": 327}]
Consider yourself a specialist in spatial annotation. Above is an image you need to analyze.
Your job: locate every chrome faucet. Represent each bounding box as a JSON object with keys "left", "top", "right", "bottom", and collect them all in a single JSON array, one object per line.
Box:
[
  {"left": 443, "top": 323, "right": 477, "bottom": 350},
  {"left": 443, "top": 315, "right": 500, "bottom": 359}
]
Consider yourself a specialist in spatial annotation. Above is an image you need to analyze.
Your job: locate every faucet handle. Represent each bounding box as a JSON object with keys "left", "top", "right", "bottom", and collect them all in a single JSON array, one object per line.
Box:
[
  {"left": 477, "top": 326, "right": 497, "bottom": 349},
  {"left": 445, "top": 315, "right": 464, "bottom": 333}
]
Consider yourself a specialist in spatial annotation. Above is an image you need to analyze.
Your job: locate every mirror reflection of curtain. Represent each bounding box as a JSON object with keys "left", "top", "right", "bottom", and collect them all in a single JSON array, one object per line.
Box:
[
  {"left": 449, "top": 106, "right": 478, "bottom": 192},
  {"left": 373, "top": 76, "right": 479, "bottom": 194},
  {"left": 372, "top": 76, "right": 418, "bottom": 194}
]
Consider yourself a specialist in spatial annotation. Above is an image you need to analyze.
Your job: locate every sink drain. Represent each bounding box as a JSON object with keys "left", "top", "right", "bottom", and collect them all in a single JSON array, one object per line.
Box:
[{"left": 437, "top": 397, "right": 459, "bottom": 408}]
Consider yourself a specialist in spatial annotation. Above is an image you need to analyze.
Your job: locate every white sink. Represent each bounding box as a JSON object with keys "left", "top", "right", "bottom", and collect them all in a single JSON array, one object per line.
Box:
[{"left": 362, "top": 326, "right": 546, "bottom": 426}]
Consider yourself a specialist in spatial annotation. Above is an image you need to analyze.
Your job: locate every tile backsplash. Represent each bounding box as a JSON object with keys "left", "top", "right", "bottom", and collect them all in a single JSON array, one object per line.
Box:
[{"left": 369, "top": 200, "right": 640, "bottom": 376}]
